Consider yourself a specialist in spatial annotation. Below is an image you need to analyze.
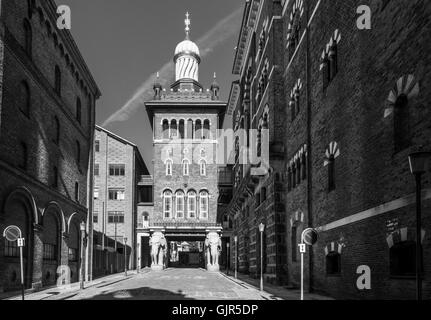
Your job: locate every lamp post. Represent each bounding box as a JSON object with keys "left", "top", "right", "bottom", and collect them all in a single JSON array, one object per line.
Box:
[
  {"left": 226, "top": 242, "right": 230, "bottom": 275},
  {"left": 79, "top": 221, "right": 86, "bottom": 290},
  {"left": 259, "top": 223, "right": 265, "bottom": 291},
  {"left": 408, "top": 151, "right": 431, "bottom": 301},
  {"left": 123, "top": 237, "right": 128, "bottom": 277},
  {"left": 234, "top": 236, "right": 238, "bottom": 279}
]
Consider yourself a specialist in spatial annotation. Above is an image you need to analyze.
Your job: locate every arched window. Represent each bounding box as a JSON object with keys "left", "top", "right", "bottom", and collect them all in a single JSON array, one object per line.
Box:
[
  {"left": 326, "top": 252, "right": 341, "bottom": 275},
  {"left": 170, "top": 119, "right": 177, "bottom": 139},
  {"left": 199, "top": 160, "right": 206, "bottom": 176},
  {"left": 292, "top": 163, "right": 297, "bottom": 188},
  {"left": 52, "top": 166, "right": 58, "bottom": 188},
  {"left": 175, "top": 191, "right": 184, "bottom": 219},
  {"left": 76, "top": 98, "right": 82, "bottom": 125},
  {"left": 261, "top": 187, "right": 267, "bottom": 202},
  {"left": 203, "top": 120, "right": 210, "bottom": 139},
  {"left": 75, "top": 141, "right": 81, "bottom": 168},
  {"left": 301, "top": 152, "right": 307, "bottom": 180},
  {"left": 179, "top": 119, "right": 185, "bottom": 139},
  {"left": 19, "top": 142, "right": 28, "bottom": 170},
  {"left": 291, "top": 226, "right": 297, "bottom": 262},
  {"left": 199, "top": 191, "right": 209, "bottom": 219},
  {"left": 182, "top": 159, "right": 190, "bottom": 176},
  {"left": 163, "top": 190, "right": 172, "bottom": 218},
  {"left": 165, "top": 159, "right": 173, "bottom": 176},
  {"left": 393, "top": 94, "right": 410, "bottom": 152},
  {"left": 195, "top": 120, "right": 202, "bottom": 139},
  {"left": 296, "top": 159, "right": 301, "bottom": 183},
  {"left": 54, "top": 116, "right": 60, "bottom": 144},
  {"left": 287, "top": 166, "right": 292, "bottom": 191},
  {"left": 74, "top": 182, "right": 79, "bottom": 202},
  {"left": 187, "top": 191, "right": 196, "bottom": 218},
  {"left": 328, "top": 43, "right": 338, "bottom": 80},
  {"left": 19, "top": 81, "right": 31, "bottom": 117},
  {"left": 187, "top": 119, "right": 193, "bottom": 139},
  {"left": 162, "top": 120, "right": 169, "bottom": 139},
  {"left": 23, "top": 19, "right": 32, "bottom": 57},
  {"left": 55, "top": 65, "right": 61, "bottom": 95}
]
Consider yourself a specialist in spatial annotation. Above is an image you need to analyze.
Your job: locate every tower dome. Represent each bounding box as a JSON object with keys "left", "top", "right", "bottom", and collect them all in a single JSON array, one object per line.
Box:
[{"left": 174, "top": 12, "right": 200, "bottom": 82}]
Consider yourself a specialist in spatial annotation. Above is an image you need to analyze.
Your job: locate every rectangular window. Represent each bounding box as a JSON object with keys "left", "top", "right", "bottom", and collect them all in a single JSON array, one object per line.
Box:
[
  {"left": 95, "top": 140, "right": 100, "bottom": 152},
  {"left": 108, "top": 211, "right": 125, "bottom": 224},
  {"left": 93, "top": 211, "right": 98, "bottom": 224},
  {"left": 68, "top": 248, "right": 78, "bottom": 262},
  {"left": 94, "top": 163, "right": 99, "bottom": 176},
  {"left": 43, "top": 243, "right": 56, "bottom": 261},
  {"left": 109, "top": 164, "right": 125, "bottom": 176},
  {"left": 109, "top": 189, "right": 125, "bottom": 201},
  {"left": 4, "top": 240, "right": 19, "bottom": 257},
  {"left": 94, "top": 186, "right": 99, "bottom": 200}
]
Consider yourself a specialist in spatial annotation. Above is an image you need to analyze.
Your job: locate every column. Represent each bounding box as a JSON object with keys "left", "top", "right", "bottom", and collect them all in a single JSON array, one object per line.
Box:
[{"left": 32, "top": 224, "right": 44, "bottom": 291}]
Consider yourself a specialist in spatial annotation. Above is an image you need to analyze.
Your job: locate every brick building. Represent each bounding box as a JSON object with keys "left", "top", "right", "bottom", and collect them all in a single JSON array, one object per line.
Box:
[
  {"left": 139, "top": 14, "right": 227, "bottom": 270},
  {"left": 92, "top": 126, "right": 147, "bottom": 277},
  {"left": 0, "top": 0, "right": 100, "bottom": 292},
  {"left": 227, "top": 0, "right": 431, "bottom": 299}
]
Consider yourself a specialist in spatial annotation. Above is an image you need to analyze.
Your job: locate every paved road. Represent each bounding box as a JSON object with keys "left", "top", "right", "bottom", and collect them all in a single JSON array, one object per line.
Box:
[{"left": 51, "top": 268, "right": 281, "bottom": 300}]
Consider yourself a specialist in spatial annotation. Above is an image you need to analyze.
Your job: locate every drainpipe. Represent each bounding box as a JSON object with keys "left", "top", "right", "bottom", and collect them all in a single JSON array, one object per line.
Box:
[{"left": 305, "top": 0, "right": 314, "bottom": 293}]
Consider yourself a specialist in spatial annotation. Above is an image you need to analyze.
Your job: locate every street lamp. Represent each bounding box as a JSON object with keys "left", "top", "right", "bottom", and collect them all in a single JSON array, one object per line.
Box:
[
  {"left": 123, "top": 237, "right": 128, "bottom": 277},
  {"left": 408, "top": 151, "right": 431, "bottom": 301},
  {"left": 226, "top": 242, "right": 230, "bottom": 275},
  {"left": 259, "top": 223, "right": 265, "bottom": 291},
  {"left": 79, "top": 221, "right": 86, "bottom": 290},
  {"left": 234, "top": 236, "right": 238, "bottom": 279}
]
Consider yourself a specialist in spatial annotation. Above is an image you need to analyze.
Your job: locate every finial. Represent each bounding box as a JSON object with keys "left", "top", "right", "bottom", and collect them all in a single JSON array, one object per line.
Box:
[
  {"left": 185, "top": 12, "right": 191, "bottom": 39},
  {"left": 156, "top": 72, "right": 160, "bottom": 79},
  {"left": 213, "top": 72, "right": 217, "bottom": 79}
]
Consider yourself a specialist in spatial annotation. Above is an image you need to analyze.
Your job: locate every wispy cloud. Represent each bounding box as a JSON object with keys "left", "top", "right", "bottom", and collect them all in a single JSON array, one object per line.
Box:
[{"left": 102, "top": 7, "right": 242, "bottom": 127}]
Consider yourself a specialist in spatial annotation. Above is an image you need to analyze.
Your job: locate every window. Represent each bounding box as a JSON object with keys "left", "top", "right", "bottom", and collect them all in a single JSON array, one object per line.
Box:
[
  {"left": 329, "top": 44, "right": 338, "bottom": 80},
  {"left": 19, "top": 142, "right": 28, "bottom": 170},
  {"left": 109, "top": 164, "right": 125, "bottom": 176},
  {"left": 95, "top": 140, "right": 100, "bottom": 152},
  {"left": 393, "top": 94, "right": 410, "bottom": 152},
  {"left": 195, "top": 120, "right": 202, "bottom": 139},
  {"left": 326, "top": 252, "right": 341, "bottom": 275},
  {"left": 170, "top": 120, "right": 178, "bottom": 138},
  {"left": 109, "top": 189, "right": 125, "bottom": 200},
  {"left": 261, "top": 187, "right": 267, "bottom": 203},
  {"left": 199, "top": 160, "right": 207, "bottom": 176},
  {"left": 199, "top": 191, "right": 209, "bottom": 219},
  {"left": 187, "top": 191, "right": 196, "bottom": 218},
  {"left": 4, "top": 240, "right": 19, "bottom": 257},
  {"left": 94, "top": 163, "right": 99, "bottom": 176},
  {"left": 166, "top": 159, "right": 173, "bottom": 176},
  {"left": 74, "top": 182, "right": 79, "bottom": 202},
  {"left": 162, "top": 120, "right": 169, "bottom": 139},
  {"left": 43, "top": 243, "right": 56, "bottom": 261},
  {"left": 76, "top": 98, "right": 82, "bottom": 125},
  {"left": 93, "top": 211, "right": 98, "bottom": 224},
  {"left": 179, "top": 120, "right": 185, "bottom": 139},
  {"left": 328, "top": 155, "right": 335, "bottom": 192},
  {"left": 301, "top": 152, "right": 307, "bottom": 180},
  {"left": 94, "top": 186, "right": 99, "bottom": 200},
  {"left": 52, "top": 166, "right": 58, "bottom": 188},
  {"left": 108, "top": 211, "right": 124, "bottom": 223},
  {"left": 68, "top": 248, "right": 78, "bottom": 262},
  {"left": 53, "top": 116, "right": 60, "bottom": 144},
  {"left": 291, "top": 226, "right": 297, "bottom": 262},
  {"left": 55, "top": 65, "right": 61, "bottom": 96},
  {"left": 163, "top": 190, "right": 172, "bottom": 218},
  {"left": 390, "top": 241, "right": 421, "bottom": 277},
  {"left": 182, "top": 159, "right": 190, "bottom": 176},
  {"left": 76, "top": 141, "right": 81, "bottom": 168},
  {"left": 19, "top": 81, "right": 31, "bottom": 117},
  {"left": 203, "top": 120, "right": 210, "bottom": 139},
  {"left": 23, "top": 19, "right": 32, "bottom": 57},
  {"left": 176, "top": 191, "right": 184, "bottom": 218}
]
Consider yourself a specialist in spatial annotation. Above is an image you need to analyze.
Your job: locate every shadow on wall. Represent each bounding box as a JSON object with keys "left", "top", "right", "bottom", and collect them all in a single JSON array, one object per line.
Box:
[{"left": 81, "top": 287, "right": 195, "bottom": 300}]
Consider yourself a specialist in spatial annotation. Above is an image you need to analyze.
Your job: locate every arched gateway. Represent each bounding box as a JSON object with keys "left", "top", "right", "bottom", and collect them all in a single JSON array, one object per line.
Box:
[{"left": 137, "top": 12, "right": 226, "bottom": 272}]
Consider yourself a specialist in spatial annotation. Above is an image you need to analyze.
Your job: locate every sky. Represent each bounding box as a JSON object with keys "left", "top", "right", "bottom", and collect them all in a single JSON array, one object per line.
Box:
[{"left": 60, "top": 0, "right": 244, "bottom": 171}]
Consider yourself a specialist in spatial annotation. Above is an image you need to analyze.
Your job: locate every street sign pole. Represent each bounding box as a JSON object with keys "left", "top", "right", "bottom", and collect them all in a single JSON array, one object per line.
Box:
[
  {"left": 19, "top": 243, "right": 24, "bottom": 300},
  {"left": 3, "top": 226, "right": 25, "bottom": 300},
  {"left": 299, "top": 242, "right": 306, "bottom": 301},
  {"left": 299, "top": 228, "right": 318, "bottom": 301}
]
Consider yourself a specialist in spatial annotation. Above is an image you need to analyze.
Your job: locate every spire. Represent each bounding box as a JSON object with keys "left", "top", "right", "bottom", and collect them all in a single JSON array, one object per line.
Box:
[
  {"left": 153, "top": 72, "right": 162, "bottom": 100},
  {"left": 211, "top": 72, "right": 220, "bottom": 100},
  {"left": 185, "top": 12, "right": 191, "bottom": 39}
]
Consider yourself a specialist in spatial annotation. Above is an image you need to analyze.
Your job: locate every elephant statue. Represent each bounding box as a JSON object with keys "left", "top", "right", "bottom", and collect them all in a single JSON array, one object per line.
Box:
[
  {"left": 205, "top": 233, "right": 221, "bottom": 268},
  {"left": 150, "top": 233, "right": 166, "bottom": 268}
]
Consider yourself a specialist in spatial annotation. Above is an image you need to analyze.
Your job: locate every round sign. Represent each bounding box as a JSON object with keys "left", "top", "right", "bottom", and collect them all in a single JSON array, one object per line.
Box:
[
  {"left": 3, "top": 225, "right": 22, "bottom": 242},
  {"left": 302, "top": 228, "right": 318, "bottom": 246}
]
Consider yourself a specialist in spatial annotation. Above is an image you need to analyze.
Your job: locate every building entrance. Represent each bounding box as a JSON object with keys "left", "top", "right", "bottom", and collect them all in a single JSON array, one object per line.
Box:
[{"left": 167, "top": 240, "right": 205, "bottom": 268}]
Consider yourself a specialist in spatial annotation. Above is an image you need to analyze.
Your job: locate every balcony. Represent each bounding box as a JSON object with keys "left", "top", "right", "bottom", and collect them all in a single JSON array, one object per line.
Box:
[{"left": 138, "top": 175, "right": 153, "bottom": 186}]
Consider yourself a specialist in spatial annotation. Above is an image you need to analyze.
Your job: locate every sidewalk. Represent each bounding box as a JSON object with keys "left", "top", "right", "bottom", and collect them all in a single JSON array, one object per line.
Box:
[
  {"left": 220, "top": 271, "right": 334, "bottom": 300},
  {"left": 1, "top": 270, "right": 145, "bottom": 301}
]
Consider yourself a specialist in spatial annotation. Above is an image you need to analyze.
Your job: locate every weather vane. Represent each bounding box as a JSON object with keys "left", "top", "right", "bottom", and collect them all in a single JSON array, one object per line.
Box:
[{"left": 185, "top": 12, "right": 191, "bottom": 38}]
